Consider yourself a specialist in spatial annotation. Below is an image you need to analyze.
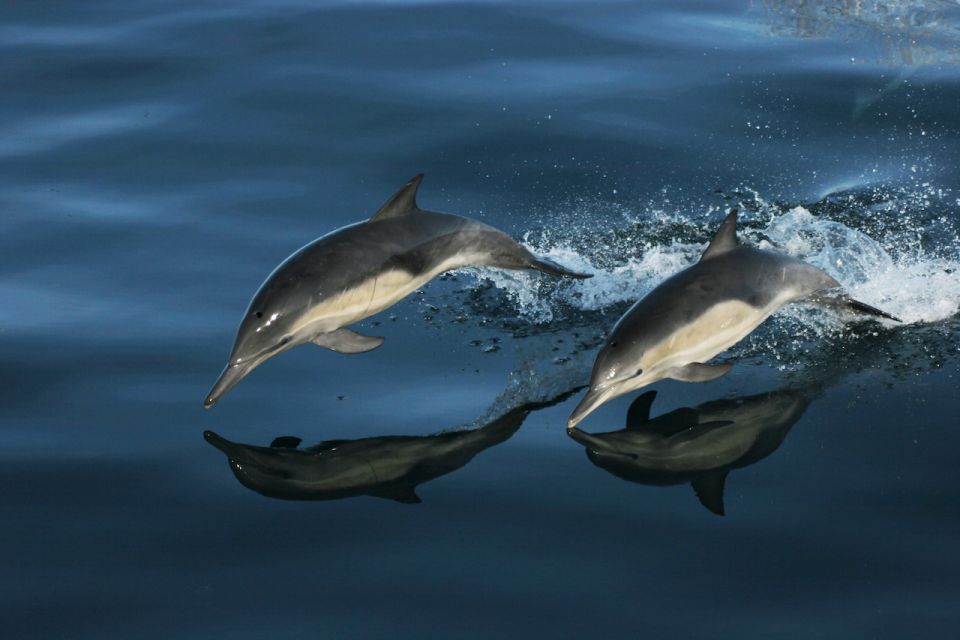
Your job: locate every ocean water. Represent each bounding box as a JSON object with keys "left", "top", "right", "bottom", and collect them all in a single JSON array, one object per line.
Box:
[{"left": 3, "top": 1, "right": 960, "bottom": 638}]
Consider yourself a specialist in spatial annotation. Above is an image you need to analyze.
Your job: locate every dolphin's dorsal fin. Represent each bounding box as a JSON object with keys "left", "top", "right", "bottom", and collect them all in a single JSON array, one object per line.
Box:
[
  {"left": 691, "top": 470, "right": 729, "bottom": 516},
  {"left": 372, "top": 485, "right": 422, "bottom": 504},
  {"left": 700, "top": 209, "right": 739, "bottom": 261},
  {"left": 270, "top": 436, "right": 302, "bottom": 449},
  {"left": 369, "top": 174, "right": 423, "bottom": 222},
  {"left": 625, "top": 391, "right": 657, "bottom": 429}
]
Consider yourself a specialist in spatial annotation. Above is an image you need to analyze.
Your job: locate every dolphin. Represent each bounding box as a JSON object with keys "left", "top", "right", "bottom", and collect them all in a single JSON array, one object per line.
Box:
[
  {"left": 567, "top": 386, "right": 816, "bottom": 515},
  {"left": 204, "top": 390, "right": 580, "bottom": 502},
  {"left": 205, "top": 174, "right": 590, "bottom": 408},
  {"left": 204, "top": 416, "right": 521, "bottom": 503},
  {"left": 566, "top": 209, "right": 899, "bottom": 428}
]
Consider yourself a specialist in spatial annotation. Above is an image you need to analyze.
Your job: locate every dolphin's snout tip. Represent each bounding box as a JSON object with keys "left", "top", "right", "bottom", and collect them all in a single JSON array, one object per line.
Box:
[
  {"left": 203, "top": 430, "right": 227, "bottom": 447},
  {"left": 203, "top": 387, "right": 223, "bottom": 409},
  {"left": 203, "top": 390, "right": 222, "bottom": 410},
  {"left": 203, "top": 430, "right": 235, "bottom": 455},
  {"left": 204, "top": 363, "right": 249, "bottom": 411},
  {"left": 567, "top": 387, "right": 609, "bottom": 430}
]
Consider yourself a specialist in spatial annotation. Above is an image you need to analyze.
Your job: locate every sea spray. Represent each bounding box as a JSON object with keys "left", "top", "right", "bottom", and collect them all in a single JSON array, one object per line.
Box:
[{"left": 420, "top": 182, "right": 960, "bottom": 383}]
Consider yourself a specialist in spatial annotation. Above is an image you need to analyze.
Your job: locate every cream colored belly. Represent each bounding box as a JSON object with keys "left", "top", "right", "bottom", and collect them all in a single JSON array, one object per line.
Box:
[
  {"left": 292, "top": 252, "right": 486, "bottom": 335},
  {"left": 642, "top": 297, "right": 789, "bottom": 373}
]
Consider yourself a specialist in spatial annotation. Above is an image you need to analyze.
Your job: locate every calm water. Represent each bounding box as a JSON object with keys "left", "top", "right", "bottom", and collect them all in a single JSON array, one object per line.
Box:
[{"left": 3, "top": 1, "right": 960, "bottom": 638}]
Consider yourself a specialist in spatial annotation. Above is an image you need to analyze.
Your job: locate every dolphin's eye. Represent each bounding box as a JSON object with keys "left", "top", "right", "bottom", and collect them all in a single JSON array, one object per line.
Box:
[
  {"left": 610, "top": 341, "right": 618, "bottom": 348},
  {"left": 255, "top": 311, "right": 263, "bottom": 319}
]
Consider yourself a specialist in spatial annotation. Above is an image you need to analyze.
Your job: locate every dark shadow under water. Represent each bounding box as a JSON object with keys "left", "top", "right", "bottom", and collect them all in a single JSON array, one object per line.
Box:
[
  {"left": 568, "top": 385, "right": 818, "bottom": 516},
  {"left": 204, "top": 312, "right": 959, "bottom": 519},
  {"left": 204, "top": 388, "right": 581, "bottom": 503}
]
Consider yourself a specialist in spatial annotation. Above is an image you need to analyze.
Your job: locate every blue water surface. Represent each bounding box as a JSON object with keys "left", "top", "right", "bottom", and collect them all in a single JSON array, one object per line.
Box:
[{"left": 2, "top": 1, "right": 959, "bottom": 638}]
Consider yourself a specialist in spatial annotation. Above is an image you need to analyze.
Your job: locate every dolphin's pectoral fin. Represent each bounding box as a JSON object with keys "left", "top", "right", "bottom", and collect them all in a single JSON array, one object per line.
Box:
[
  {"left": 691, "top": 470, "right": 729, "bottom": 516},
  {"left": 371, "top": 485, "right": 422, "bottom": 505},
  {"left": 527, "top": 255, "right": 593, "bottom": 279},
  {"left": 312, "top": 328, "right": 385, "bottom": 354},
  {"left": 625, "top": 391, "right": 658, "bottom": 429},
  {"left": 270, "top": 436, "right": 302, "bottom": 449},
  {"left": 669, "top": 362, "right": 734, "bottom": 383},
  {"left": 809, "top": 292, "right": 902, "bottom": 323}
]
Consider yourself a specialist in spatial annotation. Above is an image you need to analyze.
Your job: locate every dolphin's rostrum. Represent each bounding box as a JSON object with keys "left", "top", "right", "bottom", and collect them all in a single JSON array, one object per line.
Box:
[
  {"left": 567, "top": 209, "right": 899, "bottom": 428},
  {"left": 205, "top": 174, "right": 591, "bottom": 408}
]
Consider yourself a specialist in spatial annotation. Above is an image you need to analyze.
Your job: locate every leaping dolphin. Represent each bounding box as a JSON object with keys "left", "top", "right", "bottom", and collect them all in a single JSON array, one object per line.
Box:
[
  {"left": 567, "top": 209, "right": 899, "bottom": 428},
  {"left": 205, "top": 174, "right": 590, "bottom": 408}
]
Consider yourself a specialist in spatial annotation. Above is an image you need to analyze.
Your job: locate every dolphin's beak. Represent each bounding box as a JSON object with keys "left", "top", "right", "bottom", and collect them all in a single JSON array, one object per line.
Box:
[
  {"left": 567, "top": 387, "right": 614, "bottom": 429},
  {"left": 203, "top": 430, "right": 238, "bottom": 455},
  {"left": 204, "top": 362, "right": 252, "bottom": 409},
  {"left": 566, "top": 426, "right": 607, "bottom": 450},
  {"left": 203, "top": 430, "right": 267, "bottom": 467}
]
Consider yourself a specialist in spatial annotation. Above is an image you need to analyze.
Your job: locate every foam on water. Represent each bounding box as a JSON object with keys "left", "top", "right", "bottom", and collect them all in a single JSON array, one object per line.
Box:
[
  {"left": 474, "top": 183, "right": 960, "bottom": 330},
  {"left": 759, "top": 205, "right": 960, "bottom": 325},
  {"left": 480, "top": 241, "right": 700, "bottom": 323}
]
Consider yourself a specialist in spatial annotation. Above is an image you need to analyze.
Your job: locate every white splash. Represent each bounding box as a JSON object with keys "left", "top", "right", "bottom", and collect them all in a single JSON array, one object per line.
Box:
[
  {"left": 759, "top": 206, "right": 960, "bottom": 324},
  {"left": 473, "top": 192, "right": 960, "bottom": 327}
]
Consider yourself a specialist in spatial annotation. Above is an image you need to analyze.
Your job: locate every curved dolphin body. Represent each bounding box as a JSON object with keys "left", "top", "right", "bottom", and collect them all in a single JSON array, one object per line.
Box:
[
  {"left": 567, "top": 386, "right": 817, "bottom": 515},
  {"left": 204, "top": 416, "right": 519, "bottom": 503},
  {"left": 205, "top": 174, "right": 590, "bottom": 408},
  {"left": 567, "top": 209, "right": 898, "bottom": 428},
  {"left": 204, "top": 390, "right": 578, "bottom": 502}
]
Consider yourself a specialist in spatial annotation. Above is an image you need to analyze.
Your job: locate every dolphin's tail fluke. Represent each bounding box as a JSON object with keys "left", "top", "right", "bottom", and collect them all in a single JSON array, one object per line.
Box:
[
  {"left": 841, "top": 297, "right": 902, "bottom": 323},
  {"left": 810, "top": 292, "right": 901, "bottom": 323},
  {"left": 527, "top": 255, "right": 593, "bottom": 279}
]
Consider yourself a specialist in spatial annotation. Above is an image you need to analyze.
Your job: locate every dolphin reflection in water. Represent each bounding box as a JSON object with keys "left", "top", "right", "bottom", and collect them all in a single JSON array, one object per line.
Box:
[
  {"left": 567, "top": 385, "right": 819, "bottom": 515},
  {"left": 205, "top": 390, "right": 579, "bottom": 503}
]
